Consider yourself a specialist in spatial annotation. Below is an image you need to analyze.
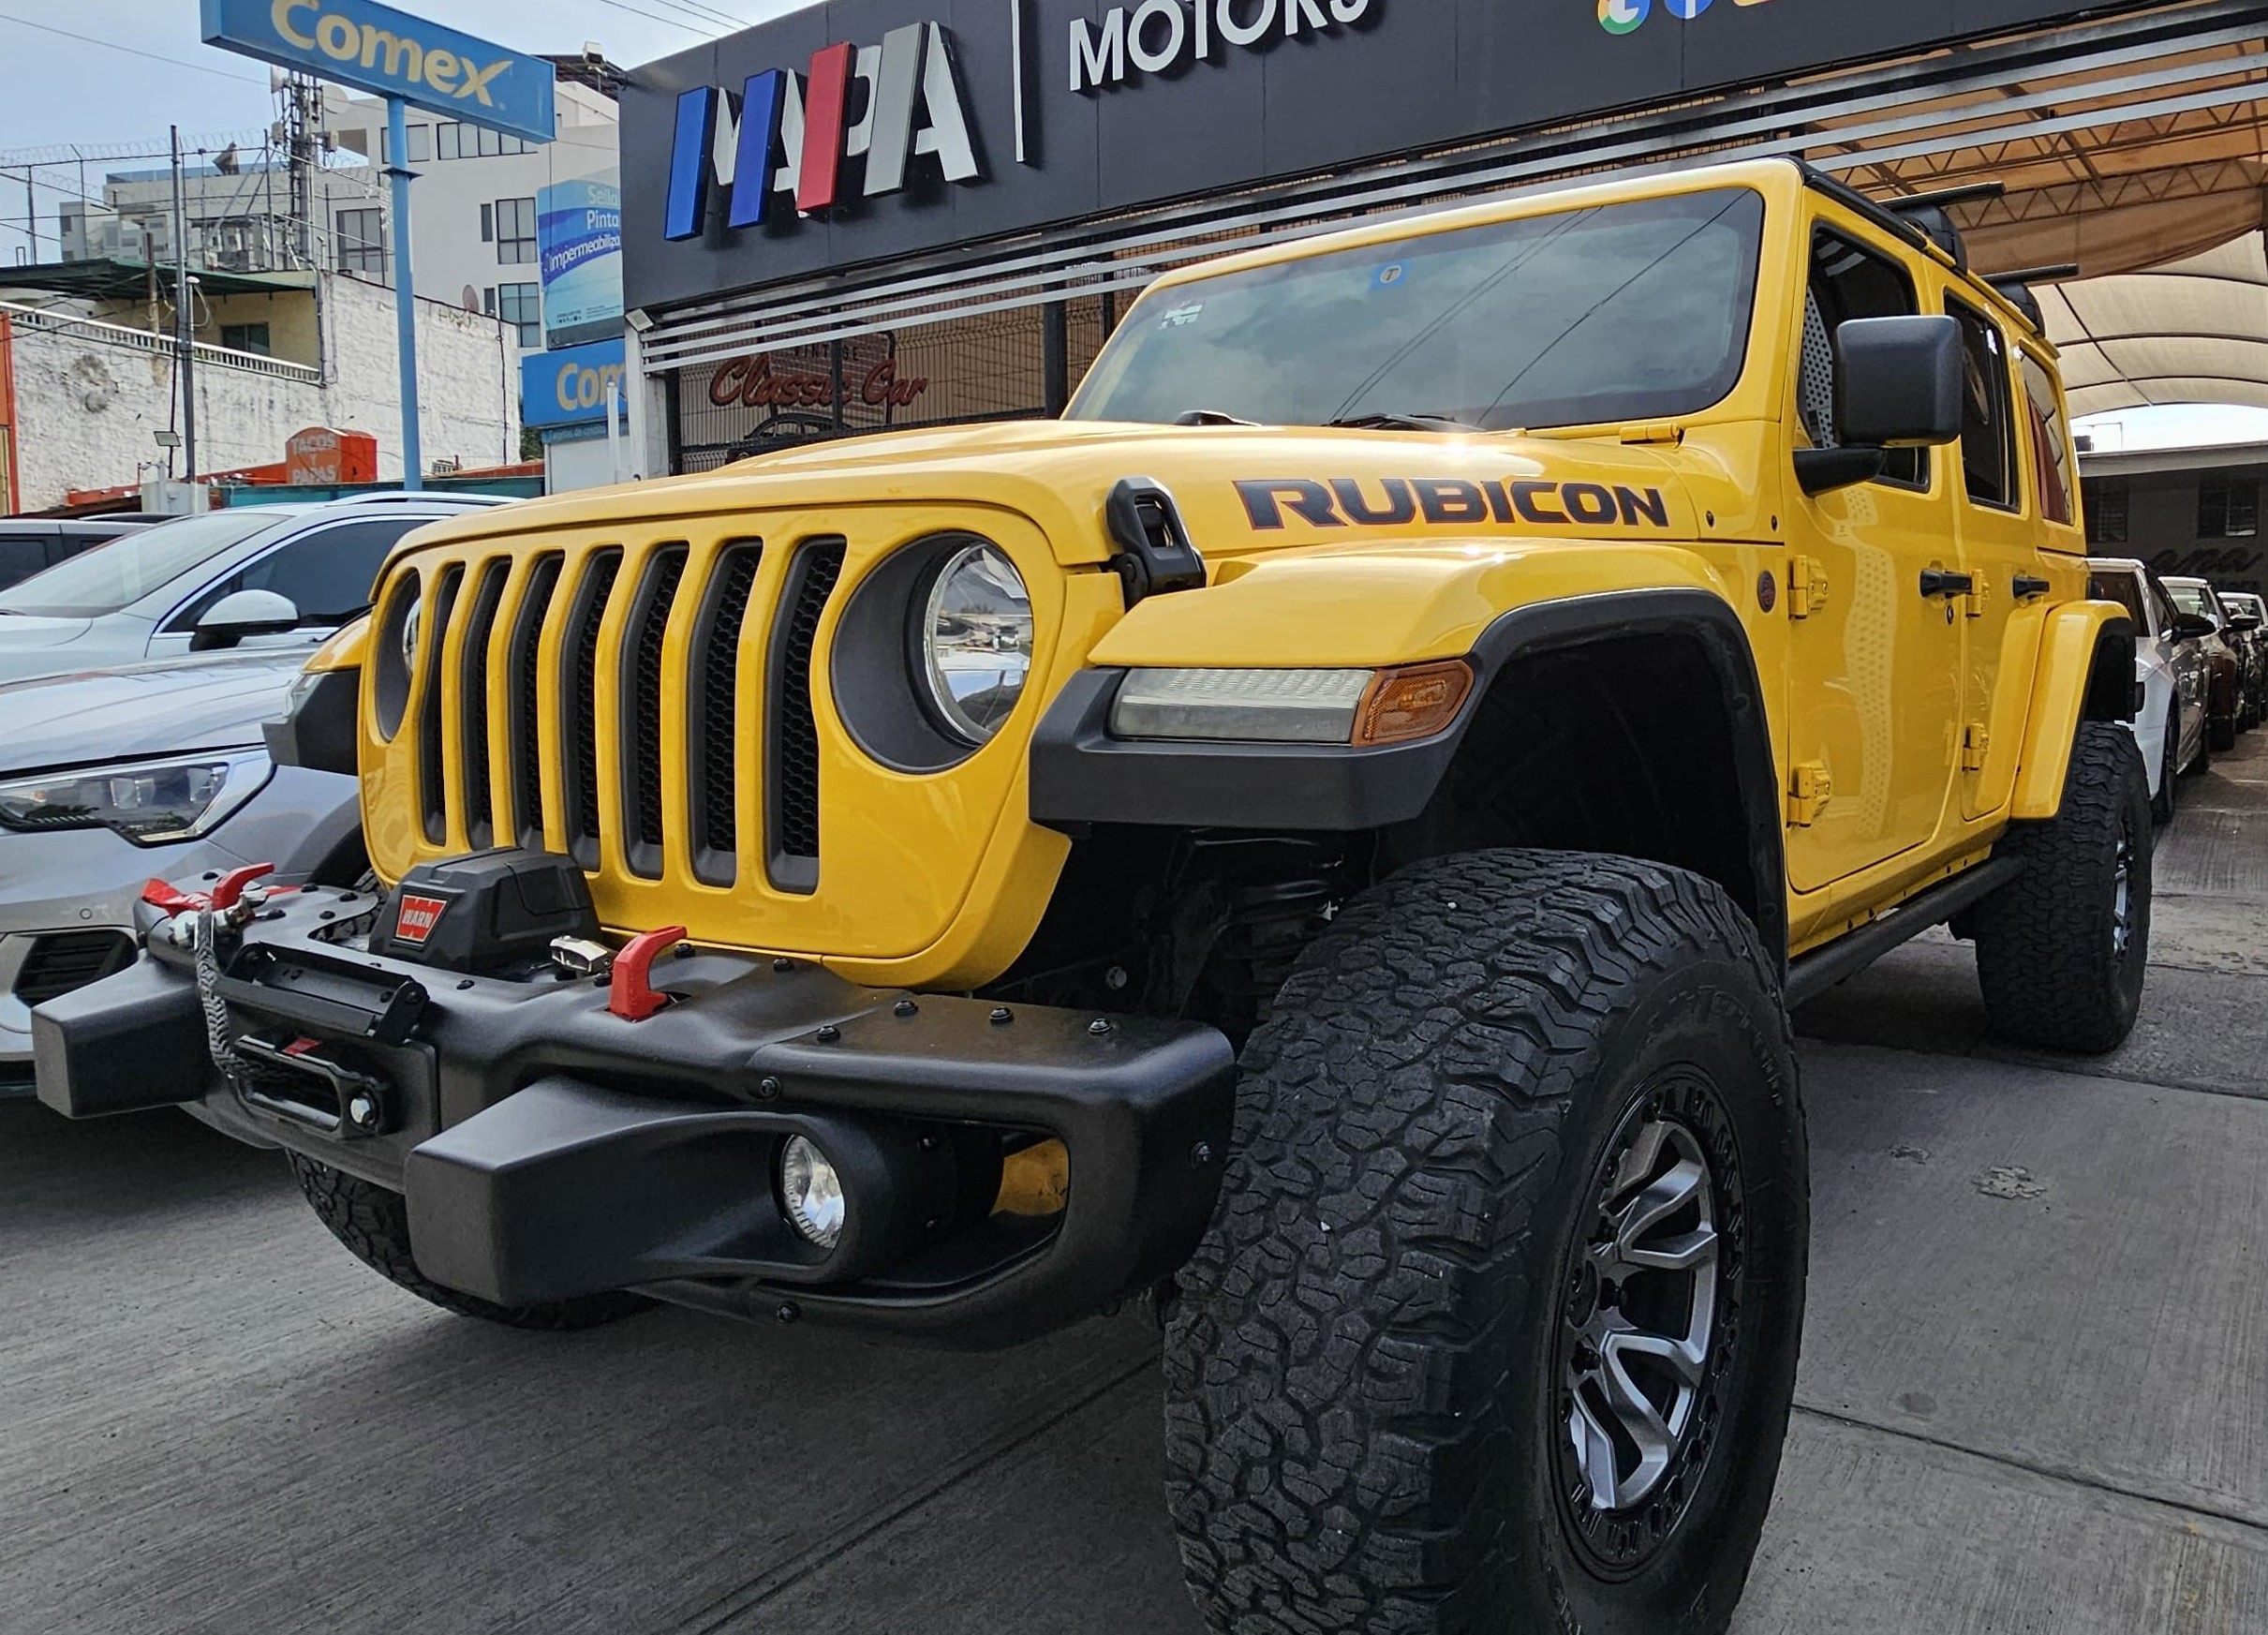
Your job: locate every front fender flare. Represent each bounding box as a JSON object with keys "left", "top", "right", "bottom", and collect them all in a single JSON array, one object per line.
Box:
[{"left": 1030, "top": 586, "right": 1786, "bottom": 958}]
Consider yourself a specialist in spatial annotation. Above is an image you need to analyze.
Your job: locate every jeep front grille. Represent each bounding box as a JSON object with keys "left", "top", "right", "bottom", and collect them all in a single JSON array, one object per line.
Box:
[{"left": 399, "top": 533, "right": 852, "bottom": 897}]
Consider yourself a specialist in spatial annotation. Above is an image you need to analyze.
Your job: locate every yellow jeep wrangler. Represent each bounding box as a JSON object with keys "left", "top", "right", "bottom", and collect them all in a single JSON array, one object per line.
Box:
[{"left": 38, "top": 157, "right": 2146, "bottom": 1634}]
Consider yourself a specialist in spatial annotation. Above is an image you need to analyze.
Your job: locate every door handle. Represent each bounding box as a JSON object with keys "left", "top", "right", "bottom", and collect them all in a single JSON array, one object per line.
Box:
[
  {"left": 2012, "top": 574, "right": 2053, "bottom": 600},
  {"left": 1920, "top": 569, "right": 1975, "bottom": 599}
]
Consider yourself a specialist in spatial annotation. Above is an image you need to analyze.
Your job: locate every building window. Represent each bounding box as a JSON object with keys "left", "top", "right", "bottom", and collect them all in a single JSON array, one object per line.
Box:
[
  {"left": 435, "top": 121, "right": 532, "bottom": 159},
  {"left": 494, "top": 197, "right": 536, "bottom": 265},
  {"left": 497, "top": 281, "right": 541, "bottom": 347},
  {"left": 219, "top": 322, "right": 272, "bottom": 356},
  {"left": 2200, "top": 476, "right": 2260, "bottom": 539},
  {"left": 2085, "top": 480, "right": 2129, "bottom": 545},
  {"left": 380, "top": 124, "right": 431, "bottom": 164},
  {"left": 334, "top": 206, "right": 385, "bottom": 276}
]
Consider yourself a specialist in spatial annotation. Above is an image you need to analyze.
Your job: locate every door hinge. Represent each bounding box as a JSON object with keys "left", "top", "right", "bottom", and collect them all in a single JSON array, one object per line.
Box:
[
  {"left": 1961, "top": 578, "right": 1990, "bottom": 618},
  {"left": 1961, "top": 724, "right": 1991, "bottom": 772},
  {"left": 1787, "top": 761, "right": 1833, "bottom": 825},
  {"left": 1788, "top": 555, "right": 1829, "bottom": 618}
]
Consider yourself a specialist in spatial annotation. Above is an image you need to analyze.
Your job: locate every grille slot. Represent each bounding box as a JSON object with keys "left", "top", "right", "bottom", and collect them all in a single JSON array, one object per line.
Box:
[
  {"left": 767, "top": 539, "right": 846, "bottom": 894},
  {"left": 13, "top": 930, "right": 135, "bottom": 1006},
  {"left": 416, "top": 564, "right": 464, "bottom": 845},
  {"left": 688, "top": 543, "right": 763, "bottom": 885},
  {"left": 507, "top": 554, "right": 564, "bottom": 850},
  {"left": 457, "top": 559, "right": 510, "bottom": 850},
  {"left": 560, "top": 549, "right": 624, "bottom": 870},
  {"left": 619, "top": 545, "right": 689, "bottom": 879}
]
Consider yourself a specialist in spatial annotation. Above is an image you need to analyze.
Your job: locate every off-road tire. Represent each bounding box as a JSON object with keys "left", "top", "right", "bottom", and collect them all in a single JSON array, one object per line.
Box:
[
  {"left": 289, "top": 1154, "right": 648, "bottom": 1330},
  {"left": 2211, "top": 709, "right": 2238, "bottom": 752},
  {"left": 1970, "top": 722, "right": 2150, "bottom": 1055},
  {"left": 1164, "top": 850, "right": 1808, "bottom": 1635},
  {"left": 2151, "top": 723, "right": 2177, "bottom": 825}
]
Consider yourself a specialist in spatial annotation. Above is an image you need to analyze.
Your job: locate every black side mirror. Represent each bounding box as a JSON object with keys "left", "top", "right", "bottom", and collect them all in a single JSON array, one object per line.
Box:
[
  {"left": 2172, "top": 613, "right": 2218, "bottom": 642},
  {"left": 1797, "top": 315, "right": 1965, "bottom": 496},
  {"left": 2230, "top": 612, "right": 2262, "bottom": 633}
]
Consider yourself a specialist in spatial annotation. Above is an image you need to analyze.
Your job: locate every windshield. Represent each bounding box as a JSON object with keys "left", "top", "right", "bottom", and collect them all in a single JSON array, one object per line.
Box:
[
  {"left": 1070, "top": 188, "right": 1765, "bottom": 432},
  {"left": 0, "top": 509, "right": 290, "bottom": 618},
  {"left": 2167, "top": 583, "right": 2221, "bottom": 621}
]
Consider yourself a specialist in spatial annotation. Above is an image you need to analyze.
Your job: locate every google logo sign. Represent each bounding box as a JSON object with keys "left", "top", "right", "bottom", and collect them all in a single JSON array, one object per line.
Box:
[{"left": 1602, "top": 0, "right": 1767, "bottom": 34}]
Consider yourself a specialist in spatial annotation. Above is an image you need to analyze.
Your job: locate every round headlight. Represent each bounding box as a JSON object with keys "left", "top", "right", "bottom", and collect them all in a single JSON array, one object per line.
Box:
[
  {"left": 779, "top": 1135, "right": 846, "bottom": 1250},
  {"left": 398, "top": 592, "right": 423, "bottom": 678},
  {"left": 919, "top": 544, "right": 1032, "bottom": 744}
]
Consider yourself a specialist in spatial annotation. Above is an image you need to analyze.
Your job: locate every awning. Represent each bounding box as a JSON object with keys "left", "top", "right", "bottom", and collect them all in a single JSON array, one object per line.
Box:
[{"left": 2037, "top": 232, "right": 2268, "bottom": 415}]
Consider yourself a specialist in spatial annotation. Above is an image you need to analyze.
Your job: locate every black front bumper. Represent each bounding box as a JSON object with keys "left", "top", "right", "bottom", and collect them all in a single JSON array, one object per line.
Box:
[{"left": 33, "top": 888, "right": 1237, "bottom": 1347}]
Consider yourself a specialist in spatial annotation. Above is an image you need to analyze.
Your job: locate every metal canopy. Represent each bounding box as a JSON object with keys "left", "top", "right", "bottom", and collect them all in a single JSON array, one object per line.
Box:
[{"left": 0, "top": 258, "right": 314, "bottom": 304}]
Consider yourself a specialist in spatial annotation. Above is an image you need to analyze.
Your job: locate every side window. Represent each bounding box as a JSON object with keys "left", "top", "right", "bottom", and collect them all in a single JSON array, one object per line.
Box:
[
  {"left": 2086, "top": 569, "right": 2146, "bottom": 632},
  {"left": 170, "top": 518, "right": 424, "bottom": 630},
  {"left": 1949, "top": 300, "right": 2018, "bottom": 511},
  {"left": 0, "top": 532, "right": 48, "bottom": 585},
  {"left": 2019, "top": 352, "right": 2075, "bottom": 526},
  {"left": 1802, "top": 229, "right": 1930, "bottom": 488}
]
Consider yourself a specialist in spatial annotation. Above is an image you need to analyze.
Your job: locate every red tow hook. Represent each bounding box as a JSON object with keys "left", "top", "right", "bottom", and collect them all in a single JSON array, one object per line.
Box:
[
  {"left": 609, "top": 925, "right": 689, "bottom": 1021},
  {"left": 141, "top": 863, "right": 288, "bottom": 916}
]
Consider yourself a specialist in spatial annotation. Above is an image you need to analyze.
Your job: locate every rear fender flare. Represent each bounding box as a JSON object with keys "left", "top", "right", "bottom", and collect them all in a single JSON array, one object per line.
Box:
[{"left": 2010, "top": 600, "right": 2136, "bottom": 821}]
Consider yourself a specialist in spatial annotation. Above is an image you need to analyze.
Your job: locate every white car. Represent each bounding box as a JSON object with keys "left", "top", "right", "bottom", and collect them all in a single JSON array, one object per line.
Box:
[
  {"left": 2090, "top": 557, "right": 2210, "bottom": 822},
  {"left": 0, "top": 493, "right": 509, "bottom": 686}
]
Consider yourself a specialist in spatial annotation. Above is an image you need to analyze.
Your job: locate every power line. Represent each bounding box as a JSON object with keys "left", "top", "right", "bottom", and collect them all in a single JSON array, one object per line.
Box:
[
  {"left": 0, "top": 11, "right": 270, "bottom": 86},
  {"left": 588, "top": 0, "right": 725, "bottom": 40}
]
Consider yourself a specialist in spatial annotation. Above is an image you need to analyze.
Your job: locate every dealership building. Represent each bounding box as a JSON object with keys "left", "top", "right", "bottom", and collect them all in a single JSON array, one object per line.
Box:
[{"left": 614, "top": 0, "right": 2268, "bottom": 477}]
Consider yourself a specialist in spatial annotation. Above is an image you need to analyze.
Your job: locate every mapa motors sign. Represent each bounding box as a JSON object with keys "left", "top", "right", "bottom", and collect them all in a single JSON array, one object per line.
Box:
[
  {"left": 661, "top": 1, "right": 1376, "bottom": 243},
  {"left": 625, "top": 0, "right": 2112, "bottom": 313},
  {"left": 1070, "top": 0, "right": 1376, "bottom": 92},
  {"left": 665, "top": 20, "right": 981, "bottom": 238}
]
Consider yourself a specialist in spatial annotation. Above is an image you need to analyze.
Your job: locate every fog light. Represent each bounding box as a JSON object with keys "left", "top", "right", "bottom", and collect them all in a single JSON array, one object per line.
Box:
[{"left": 779, "top": 1135, "right": 846, "bottom": 1249}]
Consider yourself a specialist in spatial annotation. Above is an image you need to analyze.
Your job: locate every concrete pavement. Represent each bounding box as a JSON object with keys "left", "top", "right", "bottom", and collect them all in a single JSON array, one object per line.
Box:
[{"left": 5, "top": 739, "right": 2266, "bottom": 1634}]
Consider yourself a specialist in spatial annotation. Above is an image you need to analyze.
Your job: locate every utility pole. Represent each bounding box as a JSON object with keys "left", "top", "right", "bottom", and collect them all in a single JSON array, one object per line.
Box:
[
  {"left": 19, "top": 170, "right": 32, "bottom": 261},
  {"left": 170, "top": 126, "right": 198, "bottom": 482},
  {"left": 385, "top": 97, "right": 421, "bottom": 489}
]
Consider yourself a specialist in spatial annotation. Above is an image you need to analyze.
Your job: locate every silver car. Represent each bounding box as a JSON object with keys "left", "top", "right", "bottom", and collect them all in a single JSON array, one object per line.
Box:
[
  {"left": 0, "top": 649, "right": 368, "bottom": 1094},
  {"left": 0, "top": 493, "right": 507, "bottom": 686}
]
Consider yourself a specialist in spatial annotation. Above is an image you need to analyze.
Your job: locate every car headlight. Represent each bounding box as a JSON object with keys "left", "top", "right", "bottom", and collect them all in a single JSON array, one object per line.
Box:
[
  {"left": 398, "top": 592, "right": 423, "bottom": 677},
  {"left": 1110, "top": 662, "right": 1474, "bottom": 746},
  {"left": 918, "top": 544, "right": 1032, "bottom": 744},
  {"left": 0, "top": 751, "right": 274, "bottom": 845}
]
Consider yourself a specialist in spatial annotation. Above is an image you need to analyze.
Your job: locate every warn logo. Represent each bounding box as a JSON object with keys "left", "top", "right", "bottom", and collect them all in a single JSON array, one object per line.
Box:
[
  {"left": 394, "top": 893, "right": 450, "bottom": 945},
  {"left": 664, "top": 21, "right": 982, "bottom": 241}
]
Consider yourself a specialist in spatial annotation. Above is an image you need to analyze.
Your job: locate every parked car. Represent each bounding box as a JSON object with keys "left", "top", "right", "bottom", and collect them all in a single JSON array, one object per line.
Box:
[
  {"left": 0, "top": 641, "right": 366, "bottom": 1093},
  {"left": 0, "top": 492, "right": 510, "bottom": 686},
  {"left": 2220, "top": 589, "right": 2268, "bottom": 724},
  {"left": 2163, "top": 575, "right": 2247, "bottom": 751},
  {"left": 2090, "top": 557, "right": 2210, "bottom": 818},
  {"left": 0, "top": 515, "right": 159, "bottom": 592}
]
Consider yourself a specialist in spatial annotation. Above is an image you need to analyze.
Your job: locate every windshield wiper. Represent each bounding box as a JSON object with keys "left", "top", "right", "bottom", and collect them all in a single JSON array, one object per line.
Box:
[
  {"left": 1173, "top": 409, "right": 1264, "bottom": 427},
  {"left": 1327, "top": 411, "right": 1480, "bottom": 433}
]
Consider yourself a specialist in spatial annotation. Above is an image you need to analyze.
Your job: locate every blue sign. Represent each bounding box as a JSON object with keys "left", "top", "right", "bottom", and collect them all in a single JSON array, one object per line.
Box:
[
  {"left": 200, "top": 0, "right": 555, "bottom": 145},
  {"left": 521, "top": 337, "right": 627, "bottom": 431},
  {"left": 538, "top": 174, "right": 623, "bottom": 349}
]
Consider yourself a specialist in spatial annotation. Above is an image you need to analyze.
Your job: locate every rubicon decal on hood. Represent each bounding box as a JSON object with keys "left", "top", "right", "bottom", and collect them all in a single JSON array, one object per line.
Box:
[{"left": 1235, "top": 477, "right": 1672, "bottom": 531}]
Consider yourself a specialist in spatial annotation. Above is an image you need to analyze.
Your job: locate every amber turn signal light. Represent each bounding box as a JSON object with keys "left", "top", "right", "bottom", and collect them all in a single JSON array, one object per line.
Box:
[{"left": 1355, "top": 661, "right": 1474, "bottom": 746}]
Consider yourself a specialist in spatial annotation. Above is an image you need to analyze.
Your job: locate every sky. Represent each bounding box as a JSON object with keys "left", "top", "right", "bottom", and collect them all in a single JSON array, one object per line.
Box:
[{"left": 0, "top": 0, "right": 808, "bottom": 259}]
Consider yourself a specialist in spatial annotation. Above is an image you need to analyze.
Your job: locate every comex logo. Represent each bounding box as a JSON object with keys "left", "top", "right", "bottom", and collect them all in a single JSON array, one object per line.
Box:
[
  {"left": 664, "top": 20, "right": 981, "bottom": 241},
  {"left": 1600, "top": 0, "right": 1769, "bottom": 34}
]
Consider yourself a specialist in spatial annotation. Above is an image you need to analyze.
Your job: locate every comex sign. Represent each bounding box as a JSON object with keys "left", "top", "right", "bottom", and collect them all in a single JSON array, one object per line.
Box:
[
  {"left": 522, "top": 338, "right": 627, "bottom": 431},
  {"left": 663, "top": 1, "right": 1377, "bottom": 243},
  {"left": 200, "top": 0, "right": 555, "bottom": 144}
]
